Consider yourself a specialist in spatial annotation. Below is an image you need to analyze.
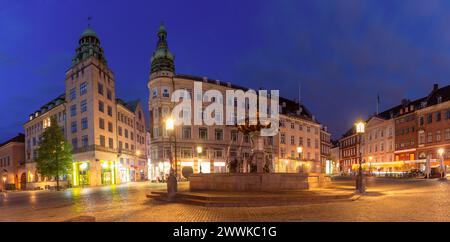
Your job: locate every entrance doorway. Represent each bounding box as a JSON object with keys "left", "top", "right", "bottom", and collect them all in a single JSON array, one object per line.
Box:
[
  {"left": 20, "top": 173, "right": 26, "bottom": 190},
  {"left": 101, "top": 168, "right": 112, "bottom": 185}
]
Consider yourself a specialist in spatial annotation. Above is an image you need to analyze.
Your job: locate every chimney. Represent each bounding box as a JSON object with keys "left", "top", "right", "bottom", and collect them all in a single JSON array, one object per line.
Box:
[{"left": 433, "top": 84, "right": 439, "bottom": 91}]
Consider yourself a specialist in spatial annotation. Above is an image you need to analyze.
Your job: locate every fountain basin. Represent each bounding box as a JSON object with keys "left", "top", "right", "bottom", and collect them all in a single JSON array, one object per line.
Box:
[{"left": 189, "top": 173, "right": 330, "bottom": 192}]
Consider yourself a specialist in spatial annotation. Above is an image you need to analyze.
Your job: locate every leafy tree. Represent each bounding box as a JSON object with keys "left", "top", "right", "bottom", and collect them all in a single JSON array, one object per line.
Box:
[{"left": 36, "top": 117, "right": 72, "bottom": 191}]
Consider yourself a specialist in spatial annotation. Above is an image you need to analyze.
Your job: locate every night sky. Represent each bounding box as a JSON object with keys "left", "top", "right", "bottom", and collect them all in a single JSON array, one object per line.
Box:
[{"left": 1, "top": 0, "right": 449, "bottom": 143}]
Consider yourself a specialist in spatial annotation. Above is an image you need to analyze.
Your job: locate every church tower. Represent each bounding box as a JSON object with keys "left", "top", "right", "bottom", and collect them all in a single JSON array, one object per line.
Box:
[{"left": 149, "top": 24, "right": 175, "bottom": 80}]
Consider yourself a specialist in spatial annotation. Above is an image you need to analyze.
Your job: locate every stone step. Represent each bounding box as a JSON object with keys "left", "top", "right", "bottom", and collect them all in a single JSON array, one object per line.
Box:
[{"left": 147, "top": 191, "right": 353, "bottom": 207}]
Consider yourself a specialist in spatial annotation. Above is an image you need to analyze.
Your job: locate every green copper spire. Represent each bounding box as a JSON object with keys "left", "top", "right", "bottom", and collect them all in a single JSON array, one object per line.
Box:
[
  {"left": 151, "top": 23, "right": 175, "bottom": 74},
  {"left": 72, "top": 26, "right": 107, "bottom": 66}
]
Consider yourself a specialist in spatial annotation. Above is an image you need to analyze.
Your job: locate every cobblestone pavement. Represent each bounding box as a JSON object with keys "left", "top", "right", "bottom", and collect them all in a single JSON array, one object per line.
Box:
[{"left": 1, "top": 178, "right": 449, "bottom": 222}]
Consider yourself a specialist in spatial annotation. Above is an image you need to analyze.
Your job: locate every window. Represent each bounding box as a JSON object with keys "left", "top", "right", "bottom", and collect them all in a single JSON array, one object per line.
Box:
[
  {"left": 446, "top": 129, "right": 450, "bottom": 140},
  {"left": 152, "top": 87, "right": 158, "bottom": 98},
  {"left": 118, "top": 126, "right": 122, "bottom": 136},
  {"left": 99, "top": 118, "right": 105, "bottom": 130},
  {"left": 244, "top": 134, "right": 250, "bottom": 143},
  {"left": 125, "top": 129, "right": 129, "bottom": 138},
  {"left": 107, "top": 89, "right": 112, "bottom": 100},
  {"left": 70, "top": 88, "right": 76, "bottom": 100},
  {"left": 281, "top": 133, "right": 286, "bottom": 144},
  {"left": 291, "top": 123, "right": 295, "bottom": 129},
  {"left": 98, "top": 82, "right": 104, "bottom": 95},
  {"left": 182, "top": 127, "right": 191, "bottom": 139},
  {"left": 419, "top": 116, "right": 424, "bottom": 126},
  {"left": 82, "top": 135, "right": 88, "bottom": 147},
  {"left": 99, "top": 101, "right": 104, "bottom": 112},
  {"left": 427, "top": 113, "right": 433, "bottom": 124},
  {"left": 100, "top": 135, "right": 105, "bottom": 147},
  {"left": 436, "top": 131, "right": 442, "bottom": 142},
  {"left": 70, "top": 105, "right": 77, "bottom": 117},
  {"left": 109, "top": 138, "right": 114, "bottom": 149},
  {"left": 215, "top": 129, "right": 223, "bottom": 141},
  {"left": 290, "top": 136, "right": 295, "bottom": 145},
  {"left": 80, "top": 82, "right": 87, "bottom": 95},
  {"left": 79, "top": 100, "right": 87, "bottom": 113},
  {"left": 72, "top": 138, "right": 78, "bottom": 149},
  {"left": 71, "top": 121, "right": 77, "bottom": 133},
  {"left": 231, "top": 131, "right": 238, "bottom": 142},
  {"left": 131, "top": 132, "right": 134, "bottom": 140},
  {"left": 299, "top": 137, "right": 303, "bottom": 146},
  {"left": 427, "top": 132, "right": 432, "bottom": 143},
  {"left": 81, "top": 117, "right": 88, "bottom": 130},
  {"left": 419, "top": 132, "right": 425, "bottom": 144},
  {"left": 181, "top": 148, "right": 193, "bottom": 158},
  {"left": 436, "top": 112, "right": 442, "bottom": 122},
  {"left": 162, "top": 87, "right": 170, "bottom": 97},
  {"left": 214, "top": 149, "right": 223, "bottom": 158},
  {"left": 446, "top": 109, "right": 450, "bottom": 120},
  {"left": 107, "top": 106, "right": 113, "bottom": 116},
  {"left": 199, "top": 128, "right": 208, "bottom": 140},
  {"left": 108, "top": 122, "right": 113, "bottom": 132},
  {"left": 307, "top": 138, "right": 311, "bottom": 148}
]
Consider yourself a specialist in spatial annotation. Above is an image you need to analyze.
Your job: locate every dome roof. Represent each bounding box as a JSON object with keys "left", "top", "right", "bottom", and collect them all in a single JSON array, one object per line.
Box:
[
  {"left": 81, "top": 28, "right": 98, "bottom": 38},
  {"left": 158, "top": 24, "right": 167, "bottom": 34}
]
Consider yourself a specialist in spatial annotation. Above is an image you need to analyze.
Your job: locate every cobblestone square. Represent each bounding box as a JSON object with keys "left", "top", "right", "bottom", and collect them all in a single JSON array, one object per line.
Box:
[{"left": 1, "top": 177, "right": 449, "bottom": 222}]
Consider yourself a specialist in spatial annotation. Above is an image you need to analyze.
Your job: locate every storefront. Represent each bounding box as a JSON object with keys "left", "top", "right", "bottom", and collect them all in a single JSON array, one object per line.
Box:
[
  {"left": 72, "top": 161, "right": 90, "bottom": 187},
  {"left": 100, "top": 160, "right": 116, "bottom": 185},
  {"left": 352, "top": 160, "right": 427, "bottom": 175}
]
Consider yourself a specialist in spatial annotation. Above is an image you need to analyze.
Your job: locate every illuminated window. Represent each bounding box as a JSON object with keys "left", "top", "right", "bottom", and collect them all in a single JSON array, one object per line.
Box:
[{"left": 80, "top": 82, "right": 87, "bottom": 95}]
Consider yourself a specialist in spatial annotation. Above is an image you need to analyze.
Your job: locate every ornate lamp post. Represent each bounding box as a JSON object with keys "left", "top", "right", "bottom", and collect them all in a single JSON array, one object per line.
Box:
[
  {"left": 2, "top": 173, "right": 6, "bottom": 193},
  {"left": 355, "top": 121, "right": 366, "bottom": 193},
  {"left": 197, "top": 146, "right": 203, "bottom": 173},
  {"left": 297, "top": 146, "right": 303, "bottom": 173},
  {"left": 438, "top": 148, "right": 446, "bottom": 179},
  {"left": 165, "top": 117, "right": 178, "bottom": 198}
]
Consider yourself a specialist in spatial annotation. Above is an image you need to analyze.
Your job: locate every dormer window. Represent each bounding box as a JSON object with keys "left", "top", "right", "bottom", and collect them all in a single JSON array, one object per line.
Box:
[
  {"left": 162, "top": 87, "right": 170, "bottom": 98},
  {"left": 421, "top": 101, "right": 427, "bottom": 108},
  {"left": 437, "top": 96, "right": 443, "bottom": 104}
]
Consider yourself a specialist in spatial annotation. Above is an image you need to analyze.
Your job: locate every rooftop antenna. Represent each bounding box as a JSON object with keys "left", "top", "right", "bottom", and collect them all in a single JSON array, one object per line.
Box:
[
  {"left": 298, "top": 82, "right": 302, "bottom": 104},
  {"left": 87, "top": 16, "right": 92, "bottom": 27},
  {"left": 376, "top": 93, "right": 380, "bottom": 115}
]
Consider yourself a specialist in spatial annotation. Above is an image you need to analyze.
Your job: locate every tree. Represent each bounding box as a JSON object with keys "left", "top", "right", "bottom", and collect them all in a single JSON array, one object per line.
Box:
[{"left": 36, "top": 116, "right": 73, "bottom": 191}]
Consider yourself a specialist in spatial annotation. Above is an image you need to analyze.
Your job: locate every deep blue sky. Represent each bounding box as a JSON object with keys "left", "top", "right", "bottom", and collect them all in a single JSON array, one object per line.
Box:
[{"left": 0, "top": 0, "right": 449, "bottom": 142}]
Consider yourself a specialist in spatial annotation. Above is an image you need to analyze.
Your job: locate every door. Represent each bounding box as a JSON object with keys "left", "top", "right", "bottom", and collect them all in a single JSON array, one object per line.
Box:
[{"left": 20, "top": 173, "right": 27, "bottom": 190}]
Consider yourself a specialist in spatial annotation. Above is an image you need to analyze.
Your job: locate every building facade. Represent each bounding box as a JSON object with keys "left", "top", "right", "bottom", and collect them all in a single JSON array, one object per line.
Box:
[
  {"left": 417, "top": 85, "right": 450, "bottom": 165},
  {"left": 23, "top": 27, "right": 148, "bottom": 189},
  {"left": 147, "top": 25, "right": 326, "bottom": 179},
  {"left": 361, "top": 116, "right": 395, "bottom": 173},
  {"left": 339, "top": 83, "right": 450, "bottom": 174},
  {"left": 0, "top": 134, "right": 25, "bottom": 191},
  {"left": 276, "top": 113, "right": 322, "bottom": 173},
  {"left": 339, "top": 129, "right": 359, "bottom": 174},
  {"left": 320, "top": 127, "right": 332, "bottom": 174}
]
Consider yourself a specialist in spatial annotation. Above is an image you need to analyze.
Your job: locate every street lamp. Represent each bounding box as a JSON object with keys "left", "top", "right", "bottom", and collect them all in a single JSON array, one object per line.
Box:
[
  {"left": 438, "top": 148, "right": 446, "bottom": 179},
  {"left": 355, "top": 120, "right": 366, "bottom": 193},
  {"left": 165, "top": 117, "right": 178, "bottom": 197},
  {"left": 2, "top": 175, "right": 6, "bottom": 193},
  {"left": 297, "top": 146, "right": 303, "bottom": 159},
  {"left": 197, "top": 146, "right": 203, "bottom": 173},
  {"left": 297, "top": 146, "right": 304, "bottom": 173}
]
